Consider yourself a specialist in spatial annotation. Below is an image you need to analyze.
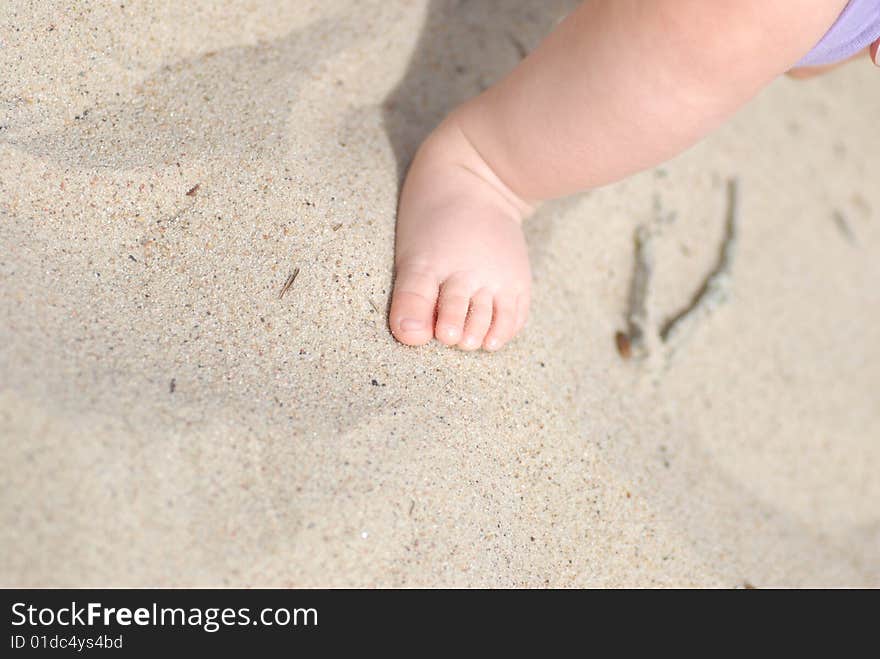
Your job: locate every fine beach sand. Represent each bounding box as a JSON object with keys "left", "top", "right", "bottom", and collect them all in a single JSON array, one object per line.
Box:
[{"left": 1, "top": 0, "right": 878, "bottom": 587}]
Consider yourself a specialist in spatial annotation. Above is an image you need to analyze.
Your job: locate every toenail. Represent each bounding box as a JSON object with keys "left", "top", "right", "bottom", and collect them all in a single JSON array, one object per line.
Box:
[
  {"left": 399, "top": 318, "right": 425, "bottom": 332},
  {"left": 463, "top": 336, "right": 477, "bottom": 348},
  {"left": 485, "top": 338, "right": 500, "bottom": 351},
  {"left": 441, "top": 325, "right": 460, "bottom": 339}
]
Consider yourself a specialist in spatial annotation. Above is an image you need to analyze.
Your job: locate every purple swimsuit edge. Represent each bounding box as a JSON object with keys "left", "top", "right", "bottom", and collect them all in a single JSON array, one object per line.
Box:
[{"left": 797, "top": 0, "right": 880, "bottom": 66}]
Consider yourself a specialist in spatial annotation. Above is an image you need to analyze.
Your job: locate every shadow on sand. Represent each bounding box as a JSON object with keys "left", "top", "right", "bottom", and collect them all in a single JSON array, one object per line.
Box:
[{"left": 381, "top": 0, "right": 578, "bottom": 183}]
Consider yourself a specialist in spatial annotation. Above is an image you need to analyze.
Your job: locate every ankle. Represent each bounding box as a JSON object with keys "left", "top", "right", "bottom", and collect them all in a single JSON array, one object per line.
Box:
[{"left": 426, "top": 112, "right": 537, "bottom": 222}]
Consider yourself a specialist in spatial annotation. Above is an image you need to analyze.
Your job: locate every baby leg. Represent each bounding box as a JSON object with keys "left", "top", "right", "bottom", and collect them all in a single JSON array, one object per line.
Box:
[{"left": 389, "top": 0, "right": 850, "bottom": 350}]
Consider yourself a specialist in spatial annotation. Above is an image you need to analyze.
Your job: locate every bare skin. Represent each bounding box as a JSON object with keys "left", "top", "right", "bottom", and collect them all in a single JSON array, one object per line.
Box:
[{"left": 389, "top": 0, "right": 860, "bottom": 351}]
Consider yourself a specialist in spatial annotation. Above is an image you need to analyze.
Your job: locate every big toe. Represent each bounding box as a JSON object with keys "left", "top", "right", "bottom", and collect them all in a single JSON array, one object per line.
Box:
[{"left": 389, "top": 266, "right": 439, "bottom": 347}]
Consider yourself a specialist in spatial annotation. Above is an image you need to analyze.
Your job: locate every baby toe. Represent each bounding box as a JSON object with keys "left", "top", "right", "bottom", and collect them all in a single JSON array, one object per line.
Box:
[
  {"left": 435, "top": 276, "right": 473, "bottom": 345},
  {"left": 459, "top": 288, "right": 493, "bottom": 351},
  {"left": 484, "top": 294, "right": 519, "bottom": 352},
  {"left": 389, "top": 266, "right": 440, "bottom": 347}
]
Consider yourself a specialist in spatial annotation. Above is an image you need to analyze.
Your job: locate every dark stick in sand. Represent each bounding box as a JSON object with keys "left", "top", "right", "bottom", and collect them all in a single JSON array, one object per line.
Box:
[{"left": 279, "top": 268, "right": 300, "bottom": 299}]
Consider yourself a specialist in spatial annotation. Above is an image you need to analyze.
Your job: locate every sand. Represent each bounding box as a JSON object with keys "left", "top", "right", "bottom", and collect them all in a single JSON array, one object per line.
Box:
[{"left": 1, "top": 0, "right": 878, "bottom": 587}]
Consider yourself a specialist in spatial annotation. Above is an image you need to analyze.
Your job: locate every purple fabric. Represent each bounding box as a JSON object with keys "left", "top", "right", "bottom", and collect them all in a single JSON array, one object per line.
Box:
[{"left": 797, "top": 0, "right": 880, "bottom": 66}]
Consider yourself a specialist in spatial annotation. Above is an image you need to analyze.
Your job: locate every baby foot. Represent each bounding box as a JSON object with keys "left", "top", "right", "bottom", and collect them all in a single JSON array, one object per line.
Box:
[{"left": 389, "top": 117, "right": 533, "bottom": 351}]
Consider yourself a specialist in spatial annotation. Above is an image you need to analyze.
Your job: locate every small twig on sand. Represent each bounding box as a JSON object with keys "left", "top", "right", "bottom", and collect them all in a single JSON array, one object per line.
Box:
[
  {"left": 660, "top": 178, "right": 739, "bottom": 345},
  {"left": 616, "top": 178, "right": 740, "bottom": 364},
  {"left": 279, "top": 268, "right": 300, "bottom": 299},
  {"left": 623, "top": 224, "right": 655, "bottom": 359}
]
